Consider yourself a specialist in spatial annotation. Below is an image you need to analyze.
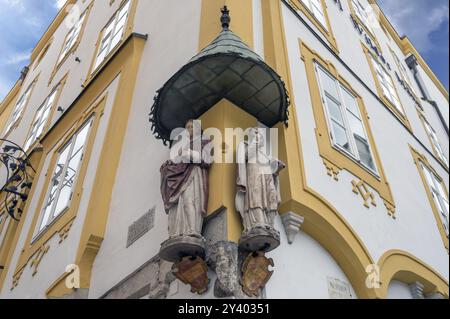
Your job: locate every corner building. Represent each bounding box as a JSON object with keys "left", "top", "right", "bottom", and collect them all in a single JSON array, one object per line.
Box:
[{"left": 0, "top": 0, "right": 448, "bottom": 299}]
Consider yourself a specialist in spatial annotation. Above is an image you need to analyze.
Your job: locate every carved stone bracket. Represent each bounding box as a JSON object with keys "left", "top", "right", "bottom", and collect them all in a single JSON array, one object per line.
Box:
[
  {"left": 409, "top": 281, "right": 425, "bottom": 299},
  {"left": 281, "top": 212, "right": 305, "bottom": 244},
  {"left": 207, "top": 241, "right": 239, "bottom": 298},
  {"left": 351, "top": 180, "right": 376, "bottom": 208}
]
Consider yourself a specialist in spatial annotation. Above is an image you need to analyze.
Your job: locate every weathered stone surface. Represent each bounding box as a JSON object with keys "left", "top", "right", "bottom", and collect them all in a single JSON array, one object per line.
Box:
[
  {"left": 49, "top": 289, "right": 89, "bottom": 299},
  {"left": 100, "top": 255, "right": 176, "bottom": 299},
  {"left": 208, "top": 241, "right": 239, "bottom": 298},
  {"left": 159, "top": 235, "right": 206, "bottom": 263},
  {"left": 239, "top": 226, "right": 280, "bottom": 253}
]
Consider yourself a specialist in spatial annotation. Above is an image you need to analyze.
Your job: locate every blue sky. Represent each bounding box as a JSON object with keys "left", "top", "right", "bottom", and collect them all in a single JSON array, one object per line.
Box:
[{"left": 0, "top": 0, "right": 448, "bottom": 101}]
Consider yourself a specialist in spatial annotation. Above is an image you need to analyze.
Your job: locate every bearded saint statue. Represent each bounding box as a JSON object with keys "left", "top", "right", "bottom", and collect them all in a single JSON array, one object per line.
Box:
[{"left": 160, "top": 120, "right": 211, "bottom": 239}]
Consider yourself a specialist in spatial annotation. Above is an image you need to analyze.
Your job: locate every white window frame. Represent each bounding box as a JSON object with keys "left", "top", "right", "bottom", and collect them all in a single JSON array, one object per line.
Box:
[
  {"left": 34, "top": 117, "right": 94, "bottom": 238},
  {"left": 57, "top": 9, "right": 88, "bottom": 65},
  {"left": 92, "top": 0, "right": 131, "bottom": 72},
  {"left": 423, "top": 118, "right": 449, "bottom": 167},
  {"left": 421, "top": 162, "right": 450, "bottom": 237},
  {"left": 2, "top": 82, "right": 34, "bottom": 136},
  {"left": 371, "top": 55, "right": 404, "bottom": 115},
  {"left": 23, "top": 85, "right": 60, "bottom": 152},
  {"left": 299, "top": 0, "right": 327, "bottom": 29},
  {"left": 352, "top": 0, "right": 374, "bottom": 34},
  {"left": 392, "top": 50, "right": 417, "bottom": 96},
  {"left": 315, "top": 63, "right": 379, "bottom": 175}
]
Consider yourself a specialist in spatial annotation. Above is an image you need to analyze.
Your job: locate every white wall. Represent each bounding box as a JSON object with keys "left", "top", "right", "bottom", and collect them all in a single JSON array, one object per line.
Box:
[
  {"left": 282, "top": 2, "right": 449, "bottom": 280},
  {"left": 386, "top": 280, "right": 413, "bottom": 299},
  {"left": 266, "top": 216, "right": 357, "bottom": 299},
  {"left": 88, "top": 0, "right": 203, "bottom": 299}
]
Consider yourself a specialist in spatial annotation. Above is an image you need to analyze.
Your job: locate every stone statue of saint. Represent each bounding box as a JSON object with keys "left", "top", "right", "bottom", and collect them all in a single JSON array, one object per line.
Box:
[
  {"left": 160, "top": 120, "right": 211, "bottom": 239},
  {"left": 236, "top": 128, "right": 285, "bottom": 237}
]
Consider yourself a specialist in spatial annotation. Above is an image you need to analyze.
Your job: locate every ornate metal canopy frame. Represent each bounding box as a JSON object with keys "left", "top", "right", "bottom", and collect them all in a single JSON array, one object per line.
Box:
[{"left": 0, "top": 138, "right": 35, "bottom": 220}]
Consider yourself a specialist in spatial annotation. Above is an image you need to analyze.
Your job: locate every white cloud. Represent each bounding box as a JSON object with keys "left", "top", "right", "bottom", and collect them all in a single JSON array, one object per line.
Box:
[
  {"left": 2, "top": 50, "right": 30, "bottom": 66},
  {"left": 55, "top": 0, "right": 66, "bottom": 9},
  {"left": 378, "top": 0, "right": 449, "bottom": 53}
]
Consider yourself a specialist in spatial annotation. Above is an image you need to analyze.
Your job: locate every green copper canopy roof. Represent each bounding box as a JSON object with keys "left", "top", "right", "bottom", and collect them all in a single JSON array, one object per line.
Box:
[{"left": 150, "top": 10, "right": 289, "bottom": 145}]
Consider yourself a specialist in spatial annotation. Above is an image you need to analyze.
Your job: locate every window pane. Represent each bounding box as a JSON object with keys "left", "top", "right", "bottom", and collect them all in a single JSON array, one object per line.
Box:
[
  {"left": 110, "top": 30, "right": 123, "bottom": 50},
  {"left": 53, "top": 121, "right": 91, "bottom": 218},
  {"left": 39, "top": 145, "right": 70, "bottom": 231},
  {"left": 119, "top": 1, "right": 131, "bottom": 19},
  {"left": 331, "top": 122, "right": 351, "bottom": 153},
  {"left": 341, "top": 86, "right": 360, "bottom": 116},
  {"left": 318, "top": 68, "right": 339, "bottom": 99},
  {"left": 325, "top": 95, "right": 344, "bottom": 125},
  {"left": 347, "top": 112, "right": 366, "bottom": 140}
]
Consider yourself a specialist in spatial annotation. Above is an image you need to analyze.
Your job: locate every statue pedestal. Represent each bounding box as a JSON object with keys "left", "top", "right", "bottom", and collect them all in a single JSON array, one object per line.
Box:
[
  {"left": 159, "top": 235, "right": 206, "bottom": 263},
  {"left": 239, "top": 226, "right": 280, "bottom": 253}
]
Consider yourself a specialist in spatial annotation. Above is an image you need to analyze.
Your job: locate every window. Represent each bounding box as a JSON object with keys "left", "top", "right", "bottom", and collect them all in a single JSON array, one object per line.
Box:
[
  {"left": 2, "top": 81, "right": 35, "bottom": 136},
  {"left": 351, "top": 0, "right": 374, "bottom": 34},
  {"left": 300, "top": 0, "right": 327, "bottom": 28},
  {"left": 93, "top": 0, "right": 131, "bottom": 72},
  {"left": 421, "top": 162, "right": 449, "bottom": 237},
  {"left": 23, "top": 84, "right": 61, "bottom": 152},
  {"left": 316, "top": 63, "right": 377, "bottom": 173},
  {"left": 391, "top": 50, "right": 417, "bottom": 96},
  {"left": 36, "top": 118, "right": 93, "bottom": 235},
  {"left": 411, "top": 146, "right": 449, "bottom": 250},
  {"left": 289, "top": 1, "right": 338, "bottom": 53},
  {"left": 370, "top": 55, "right": 404, "bottom": 115},
  {"left": 422, "top": 117, "right": 449, "bottom": 167},
  {"left": 57, "top": 9, "right": 88, "bottom": 65}
]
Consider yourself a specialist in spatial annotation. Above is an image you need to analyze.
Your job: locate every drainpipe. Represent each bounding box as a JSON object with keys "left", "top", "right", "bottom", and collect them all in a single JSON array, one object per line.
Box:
[{"left": 406, "top": 54, "right": 449, "bottom": 136}]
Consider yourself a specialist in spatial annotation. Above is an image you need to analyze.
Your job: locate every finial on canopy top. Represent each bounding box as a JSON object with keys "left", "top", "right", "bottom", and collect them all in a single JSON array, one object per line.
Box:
[{"left": 221, "top": 6, "right": 230, "bottom": 30}]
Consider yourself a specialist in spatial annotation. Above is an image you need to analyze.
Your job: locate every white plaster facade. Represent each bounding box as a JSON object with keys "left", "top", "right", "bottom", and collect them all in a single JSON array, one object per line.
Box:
[{"left": 0, "top": 0, "right": 448, "bottom": 299}]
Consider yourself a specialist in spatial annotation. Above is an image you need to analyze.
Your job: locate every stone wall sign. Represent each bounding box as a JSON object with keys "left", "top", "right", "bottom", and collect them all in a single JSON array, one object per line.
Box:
[{"left": 127, "top": 207, "right": 155, "bottom": 248}]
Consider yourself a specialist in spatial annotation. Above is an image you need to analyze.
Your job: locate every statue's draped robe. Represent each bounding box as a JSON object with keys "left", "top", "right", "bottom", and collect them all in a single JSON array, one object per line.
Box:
[
  {"left": 160, "top": 139, "right": 211, "bottom": 238},
  {"left": 236, "top": 141, "right": 283, "bottom": 231}
]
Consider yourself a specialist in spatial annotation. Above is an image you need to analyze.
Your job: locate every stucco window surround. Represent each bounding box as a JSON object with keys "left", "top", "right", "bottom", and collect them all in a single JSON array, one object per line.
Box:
[
  {"left": 389, "top": 47, "right": 422, "bottom": 108},
  {"left": 23, "top": 74, "right": 69, "bottom": 154},
  {"left": 347, "top": 0, "right": 381, "bottom": 52},
  {"left": 287, "top": 0, "right": 339, "bottom": 53},
  {"left": 417, "top": 111, "right": 449, "bottom": 171},
  {"left": 362, "top": 43, "right": 412, "bottom": 132},
  {"left": 1, "top": 75, "right": 40, "bottom": 140},
  {"left": 410, "top": 146, "right": 449, "bottom": 252},
  {"left": 300, "top": 40, "right": 396, "bottom": 215},
  {"left": 84, "top": 0, "right": 138, "bottom": 85},
  {"left": 12, "top": 96, "right": 106, "bottom": 282},
  {"left": 33, "top": 38, "right": 53, "bottom": 71},
  {"left": 0, "top": 210, "right": 6, "bottom": 239},
  {"left": 49, "top": 2, "right": 93, "bottom": 85}
]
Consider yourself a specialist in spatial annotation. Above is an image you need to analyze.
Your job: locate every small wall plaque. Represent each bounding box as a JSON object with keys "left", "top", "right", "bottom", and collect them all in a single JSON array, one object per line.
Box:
[
  {"left": 127, "top": 207, "right": 155, "bottom": 248},
  {"left": 327, "top": 277, "right": 353, "bottom": 299}
]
